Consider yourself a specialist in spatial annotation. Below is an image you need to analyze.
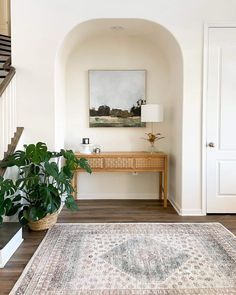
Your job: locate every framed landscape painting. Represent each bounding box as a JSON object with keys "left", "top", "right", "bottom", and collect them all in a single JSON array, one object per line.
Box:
[{"left": 89, "top": 70, "right": 146, "bottom": 127}]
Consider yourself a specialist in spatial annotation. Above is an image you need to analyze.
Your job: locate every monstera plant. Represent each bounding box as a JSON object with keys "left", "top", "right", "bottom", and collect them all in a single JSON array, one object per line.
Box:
[{"left": 0, "top": 142, "right": 91, "bottom": 229}]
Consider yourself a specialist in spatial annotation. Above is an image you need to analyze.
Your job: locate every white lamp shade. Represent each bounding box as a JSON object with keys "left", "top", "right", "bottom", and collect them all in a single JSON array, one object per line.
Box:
[{"left": 141, "top": 104, "right": 164, "bottom": 122}]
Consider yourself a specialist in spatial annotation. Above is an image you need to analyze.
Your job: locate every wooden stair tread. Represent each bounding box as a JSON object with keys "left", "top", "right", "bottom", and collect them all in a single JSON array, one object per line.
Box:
[
  {"left": 0, "top": 39, "right": 11, "bottom": 45},
  {"left": 0, "top": 50, "right": 10, "bottom": 56},
  {"left": 0, "top": 45, "right": 11, "bottom": 51},
  {"left": 0, "top": 34, "right": 11, "bottom": 41},
  {"left": 0, "top": 56, "right": 8, "bottom": 61}
]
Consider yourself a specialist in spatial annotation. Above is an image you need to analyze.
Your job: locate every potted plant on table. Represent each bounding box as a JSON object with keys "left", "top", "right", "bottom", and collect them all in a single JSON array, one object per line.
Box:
[{"left": 0, "top": 142, "right": 91, "bottom": 230}]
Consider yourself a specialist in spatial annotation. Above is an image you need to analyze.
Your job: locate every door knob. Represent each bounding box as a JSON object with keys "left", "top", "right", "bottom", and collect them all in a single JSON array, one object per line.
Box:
[{"left": 208, "top": 142, "right": 215, "bottom": 148}]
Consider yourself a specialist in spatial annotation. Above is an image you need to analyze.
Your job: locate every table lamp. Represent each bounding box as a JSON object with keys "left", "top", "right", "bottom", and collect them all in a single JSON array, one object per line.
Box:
[{"left": 141, "top": 104, "right": 164, "bottom": 152}]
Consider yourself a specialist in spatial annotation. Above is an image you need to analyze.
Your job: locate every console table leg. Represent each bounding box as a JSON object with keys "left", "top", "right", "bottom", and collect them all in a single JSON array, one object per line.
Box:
[
  {"left": 164, "top": 157, "right": 168, "bottom": 208},
  {"left": 159, "top": 172, "right": 163, "bottom": 199},
  {"left": 72, "top": 171, "right": 78, "bottom": 200}
]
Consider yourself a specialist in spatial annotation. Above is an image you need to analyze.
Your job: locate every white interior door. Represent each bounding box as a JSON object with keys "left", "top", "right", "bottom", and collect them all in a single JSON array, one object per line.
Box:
[
  {"left": 0, "top": 0, "right": 10, "bottom": 35},
  {"left": 206, "top": 27, "right": 236, "bottom": 213}
]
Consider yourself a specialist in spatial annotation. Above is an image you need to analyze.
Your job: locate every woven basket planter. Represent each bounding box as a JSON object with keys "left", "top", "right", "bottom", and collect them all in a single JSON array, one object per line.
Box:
[{"left": 28, "top": 211, "right": 59, "bottom": 231}]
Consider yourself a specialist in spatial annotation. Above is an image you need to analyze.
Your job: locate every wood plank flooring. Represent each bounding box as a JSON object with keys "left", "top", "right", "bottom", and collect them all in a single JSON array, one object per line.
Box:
[{"left": 1, "top": 199, "right": 236, "bottom": 295}]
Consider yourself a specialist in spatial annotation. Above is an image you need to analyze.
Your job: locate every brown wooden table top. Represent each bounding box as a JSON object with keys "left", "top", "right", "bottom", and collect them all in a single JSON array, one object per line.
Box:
[{"left": 75, "top": 151, "right": 167, "bottom": 158}]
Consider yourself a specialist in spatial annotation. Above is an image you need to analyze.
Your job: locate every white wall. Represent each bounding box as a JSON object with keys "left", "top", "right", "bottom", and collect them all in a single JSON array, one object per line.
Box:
[
  {"left": 11, "top": 0, "right": 236, "bottom": 214},
  {"left": 65, "top": 31, "right": 170, "bottom": 199}
]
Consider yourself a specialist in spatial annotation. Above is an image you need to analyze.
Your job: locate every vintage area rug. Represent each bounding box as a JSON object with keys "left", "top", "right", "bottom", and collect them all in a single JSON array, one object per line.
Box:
[{"left": 10, "top": 223, "right": 236, "bottom": 295}]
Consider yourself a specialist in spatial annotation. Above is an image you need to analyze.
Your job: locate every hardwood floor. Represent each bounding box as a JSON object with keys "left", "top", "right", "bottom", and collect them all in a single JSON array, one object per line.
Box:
[{"left": 1, "top": 199, "right": 236, "bottom": 295}]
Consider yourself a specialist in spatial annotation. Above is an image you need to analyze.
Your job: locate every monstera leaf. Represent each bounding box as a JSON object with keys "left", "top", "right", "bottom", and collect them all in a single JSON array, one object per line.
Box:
[
  {"left": 25, "top": 142, "right": 51, "bottom": 164},
  {"left": 65, "top": 195, "right": 78, "bottom": 211},
  {"left": 0, "top": 177, "right": 22, "bottom": 225},
  {"left": 78, "top": 157, "right": 92, "bottom": 174},
  {"left": 0, "top": 150, "right": 28, "bottom": 168}
]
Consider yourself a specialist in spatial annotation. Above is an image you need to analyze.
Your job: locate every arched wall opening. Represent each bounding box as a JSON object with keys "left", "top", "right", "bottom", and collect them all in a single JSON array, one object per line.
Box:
[{"left": 55, "top": 19, "right": 183, "bottom": 208}]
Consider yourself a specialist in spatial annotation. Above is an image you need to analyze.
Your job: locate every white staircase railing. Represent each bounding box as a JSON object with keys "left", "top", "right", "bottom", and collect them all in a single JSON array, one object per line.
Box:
[{"left": 0, "top": 74, "right": 16, "bottom": 160}]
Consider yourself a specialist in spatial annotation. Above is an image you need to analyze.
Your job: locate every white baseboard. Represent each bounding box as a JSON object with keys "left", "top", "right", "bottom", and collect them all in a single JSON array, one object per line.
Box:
[
  {"left": 0, "top": 228, "right": 23, "bottom": 268},
  {"left": 168, "top": 198, "right": 206, "bottom": 216},
  {"left": 180, "top": 209, "right": 206, "bottom": 216},
  {"left": 168, "top": 198, "right": 181, "bottom": 215},
  {"left": 77, "top": 193, "right": 160, "bottom": 200}
]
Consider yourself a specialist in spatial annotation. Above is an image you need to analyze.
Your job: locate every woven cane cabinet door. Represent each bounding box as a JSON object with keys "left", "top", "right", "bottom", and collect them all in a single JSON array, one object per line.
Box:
[
  {"left": 87, "top": 157, "right": 103, "bottom": 169},
  {"left": 135, "top": 157, "right": 165, "bottom": 170}
]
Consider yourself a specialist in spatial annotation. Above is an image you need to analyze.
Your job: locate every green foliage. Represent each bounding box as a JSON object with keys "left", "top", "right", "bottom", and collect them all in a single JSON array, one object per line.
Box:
[
  {"left": 0, "top": 142, "right": 91, "bottom": 225},
  {"left": 0, "top": 177, "right": 22, "bottom": 224}
]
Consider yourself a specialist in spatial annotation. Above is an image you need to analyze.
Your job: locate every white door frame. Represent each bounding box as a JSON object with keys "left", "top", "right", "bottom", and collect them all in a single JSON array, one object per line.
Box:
[{"left": 202, "top": 23, "right": 236, "bottom": 215}]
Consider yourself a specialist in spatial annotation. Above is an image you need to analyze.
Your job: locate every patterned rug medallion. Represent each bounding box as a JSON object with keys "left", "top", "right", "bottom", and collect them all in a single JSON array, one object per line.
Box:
[{"left": 10, "top": 223, "right": 236, "bottom": 295}]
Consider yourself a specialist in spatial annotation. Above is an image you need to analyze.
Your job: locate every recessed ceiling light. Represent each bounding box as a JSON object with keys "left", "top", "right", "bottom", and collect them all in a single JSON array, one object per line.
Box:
[{"left": 110, "top": 26, "right": 124, "bottom": 31}]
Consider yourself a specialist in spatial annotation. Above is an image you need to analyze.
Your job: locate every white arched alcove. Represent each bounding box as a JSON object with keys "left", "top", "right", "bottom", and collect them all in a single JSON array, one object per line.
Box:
[{"left": 55, "top": 19, "right": 183, "bottom": 208}]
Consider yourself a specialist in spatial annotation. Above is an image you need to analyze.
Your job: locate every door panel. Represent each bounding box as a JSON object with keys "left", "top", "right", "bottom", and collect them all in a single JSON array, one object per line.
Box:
[
  {"left": 206, "top": 27, "right": 236, "bottom": 213},
  {"left": 219, "top": 161, "right": 236, "bottom": 195},
  {"left": 220, "top": 47, "right": 236, "bottom": 150}
]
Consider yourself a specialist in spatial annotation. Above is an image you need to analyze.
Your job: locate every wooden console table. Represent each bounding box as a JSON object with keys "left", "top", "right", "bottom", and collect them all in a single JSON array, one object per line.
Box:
[{"left": 73, "top": 152, "right": 168, "bottom": 208}]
